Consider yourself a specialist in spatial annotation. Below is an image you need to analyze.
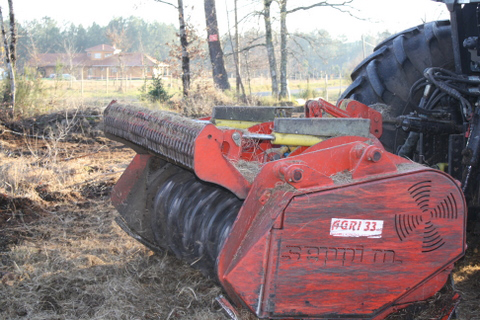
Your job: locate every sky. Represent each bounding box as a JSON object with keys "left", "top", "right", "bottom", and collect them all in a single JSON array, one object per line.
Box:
[{"left": 1, "top": 0, "right": 450, "bottom": 42}]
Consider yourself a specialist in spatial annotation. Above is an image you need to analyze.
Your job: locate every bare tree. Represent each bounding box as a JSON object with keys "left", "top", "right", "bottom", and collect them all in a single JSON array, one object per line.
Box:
[
  {"left": 63, "top": 38, "right": 78, "bottom": 88},
  {"left": 234, "top": 0, "right": 243, "bottom": 96},
  {"left": 155, "top": 0, "right": 190, "bottom": 96},
  {"left": 106, "top": 23, "right": 132, "bottom": 93},
  {"left": 279, "top": 0, "right": 287, "bottom": 98},
  {"left": 231, "top": 30, "right": 266, "bottom": 95},
  {"left": 105, "top": 19, "right": 132, "bottom": 52},
  {"left": 204, "top": 0, "right": 230, "bottom": 91},
  {"left": 263, "top": 0, "right": 278, "bottom": 98},
  {"left": 225, "top": 0, "right": 246, "bottom": 100},
  {"left": 0, "top": 1, "right": 16, "bottom": 116},
  {"left": 278, "top": 0, "right": 355, "bottom": 99}
]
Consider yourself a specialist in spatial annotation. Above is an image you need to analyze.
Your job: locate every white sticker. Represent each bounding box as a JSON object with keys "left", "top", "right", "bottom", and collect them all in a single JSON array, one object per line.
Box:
[{"left": 330, "top": 218, "right": 384, "bottom": 238}]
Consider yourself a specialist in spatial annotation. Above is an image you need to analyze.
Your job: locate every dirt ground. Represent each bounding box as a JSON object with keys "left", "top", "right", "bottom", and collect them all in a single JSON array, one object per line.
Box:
[{"left": 0, "top": 107, "right": 479, "bottom": 320}]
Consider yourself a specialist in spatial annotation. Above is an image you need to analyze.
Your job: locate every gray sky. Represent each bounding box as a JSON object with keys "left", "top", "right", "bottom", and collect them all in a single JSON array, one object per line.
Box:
[{"left": 2, "top": 0, "right": 449, "bottom": 41}]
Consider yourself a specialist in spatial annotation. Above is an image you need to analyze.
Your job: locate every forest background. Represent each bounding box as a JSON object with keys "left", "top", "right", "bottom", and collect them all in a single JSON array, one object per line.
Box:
[
  {"left": 17, "top": 14, "right": 388, "bottom": 76},
  {"left": 0, "top": 0, "right": 451, "bottom": 117},
  {"left": 12, "top": 14, "right": 389, "bottom": 102}
]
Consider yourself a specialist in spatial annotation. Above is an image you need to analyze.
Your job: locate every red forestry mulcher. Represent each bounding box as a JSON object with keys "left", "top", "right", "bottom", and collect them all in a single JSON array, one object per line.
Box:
[
  {"left": 104, "top": 99, "right": 466, "bottom": 320},
  {"left": 103, "top": 0, "right": 480, "bottom": 318}
]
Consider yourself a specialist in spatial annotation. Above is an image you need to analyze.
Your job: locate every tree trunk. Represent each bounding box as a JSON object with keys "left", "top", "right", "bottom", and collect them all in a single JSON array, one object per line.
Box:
[
  {"left": 0, "top": 6, "right": 15, "bottom": 117},
  {"left": 234, "top": 0, "right": 241, "bottom": 94},
  {"left": 154, "top": 0, "right": 190, "bottom": 97},
  {"left": 279, "top": 0, "right": 288, "bottom": 99},
  {"left": 204, "top": 0, "right": 230, "bottom": 91},
  {"left": 263, "top": 0, "right": 278, "bottom": 98},
  {"left": 178, "top": 0, "right": 190, "bottom": 97},
  {"left": 232, "top": 0, "right": 246, "bottom": 101},
  {"left": 7, "top": 0, "right": 15, "bottom": 67}
]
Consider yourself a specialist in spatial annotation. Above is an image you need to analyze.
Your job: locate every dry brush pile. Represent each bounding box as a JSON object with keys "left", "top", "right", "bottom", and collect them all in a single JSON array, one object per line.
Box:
[{"left": 0, "top": 105, "right": 478, "bottom": 320}]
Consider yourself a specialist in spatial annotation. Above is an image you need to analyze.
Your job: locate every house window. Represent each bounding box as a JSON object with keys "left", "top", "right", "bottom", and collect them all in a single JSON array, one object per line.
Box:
[
  {"left": 94, "top": 53, "right": 102, "bottom": 59},
  {"left": 88, "top": 68, "right": 93, "bottom": 76},
  {"left": 105, "top": 53, "right": 112, "bottom": 58},
  {"left": 112, "top": 67, "right": 117, "bottom": 73}
]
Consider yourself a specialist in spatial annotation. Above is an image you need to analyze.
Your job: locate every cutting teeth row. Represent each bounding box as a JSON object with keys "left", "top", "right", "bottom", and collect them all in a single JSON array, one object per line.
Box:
[{"left": 104, "top": 103, "right": 206, "bottom": 169}]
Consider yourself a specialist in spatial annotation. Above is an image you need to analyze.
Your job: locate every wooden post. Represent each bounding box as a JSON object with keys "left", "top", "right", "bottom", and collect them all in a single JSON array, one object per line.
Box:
[
  {"left": 340, "top": 74, "right": 343, "bottom": 94},
  {"left": 324, "top": 73, "right": 329, "bottom": 102},
  {"left": 81, "top": 67, "right": 84, "bottom": 96},
  {"left": 106, "top": 67, "right": 109, "bottom": 94}
]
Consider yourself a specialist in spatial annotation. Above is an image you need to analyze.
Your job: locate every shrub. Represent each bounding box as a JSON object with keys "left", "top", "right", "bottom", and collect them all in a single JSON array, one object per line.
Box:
[
  {"left": 299, "top": 85, "right": 319, "bottom": 100},
  {"left": 0, "top": 68, "right": 45, "bottom": 118},
  {"left": 141, "top": 75, "right": 171, "bottom": 102}
]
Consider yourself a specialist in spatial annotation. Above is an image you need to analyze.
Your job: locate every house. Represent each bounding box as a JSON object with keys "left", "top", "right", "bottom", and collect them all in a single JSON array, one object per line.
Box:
[{"left": 30, "top": 44, "right": 169, "bottom": 80}]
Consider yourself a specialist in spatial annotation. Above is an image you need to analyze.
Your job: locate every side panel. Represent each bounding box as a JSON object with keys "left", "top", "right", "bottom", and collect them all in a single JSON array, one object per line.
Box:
[
  {"left": 112, "top": 154, "right": 167, "bottom": 246},
  {"left": 264, "top": 171, "right": 465, "bottom": 318}
]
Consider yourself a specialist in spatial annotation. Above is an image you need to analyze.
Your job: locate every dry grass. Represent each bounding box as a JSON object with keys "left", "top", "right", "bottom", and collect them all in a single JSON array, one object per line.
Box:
[
  {"left": 0, "top": 207, "right": 227, "bottom": 319},
  {"left": 0, "top": 104, "right": 478, "bottom": 320},
  {"left": 0, "top": 107, "right": 234, "bottom": 320},
  {"left": 169, "top": 81, "right": 262, "bottom": 117},
  {"left": 452, "top": 235, "right": 480, "bottom": 320}
]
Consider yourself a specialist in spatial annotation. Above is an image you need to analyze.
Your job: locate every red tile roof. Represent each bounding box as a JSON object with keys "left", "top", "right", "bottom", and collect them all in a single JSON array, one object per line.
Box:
[
  {"left": 85, "top": 44, "right": 116, "bottom": 52},
  {"left": 93, "top": 53, "right": 161, "bottom": 67}
]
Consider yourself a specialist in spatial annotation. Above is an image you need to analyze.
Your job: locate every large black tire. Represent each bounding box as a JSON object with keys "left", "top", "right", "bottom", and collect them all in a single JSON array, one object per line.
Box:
[{"left": 339, "top": 21, "right": 454, "bottom": 152}]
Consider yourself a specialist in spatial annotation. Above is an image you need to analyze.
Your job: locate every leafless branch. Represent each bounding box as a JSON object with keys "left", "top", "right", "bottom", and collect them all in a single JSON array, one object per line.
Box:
[
  {"left": 323, "top": 4, "right": 364, "bottom": 20},
  {"left": 290, "top": 33, "right": 333, "bottom": 63},
  {"left": 153, "top": 0, "right": 178, "bottom": 9},
  {"left": 241, "top": 43, "right": 267, "bottom": 52},
  {"left": 224, "top": 43, "right": 266, "bottom": 57},
  {"left": 244, "top": 34, "right": 266, "bottom": 45},
  {"left": 286, "top": 0, "right": 354, "bottom": 14},
  {"left": 285, "top": 0, "right": 363, "bottom": 20}
]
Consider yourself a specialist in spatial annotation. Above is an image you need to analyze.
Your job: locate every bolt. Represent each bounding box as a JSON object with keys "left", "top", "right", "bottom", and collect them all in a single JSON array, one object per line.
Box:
[
  {"left": 291, "top": 169, "right": 303, "bottom": 182},
  {"left": 259, "top": 190, "right": 272, "bottom": 205},
  {"left": 367, "top": 148, "right": 382, "bottom": 162}
]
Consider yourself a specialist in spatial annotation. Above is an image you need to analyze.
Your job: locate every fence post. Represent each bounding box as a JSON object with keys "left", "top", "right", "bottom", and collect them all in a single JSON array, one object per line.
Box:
[
  {"left": 324, "top": 73, "right": 329, "bottom": 102},
  {"left": 81, "top": 67, "right": 84, "bottom": 97}
]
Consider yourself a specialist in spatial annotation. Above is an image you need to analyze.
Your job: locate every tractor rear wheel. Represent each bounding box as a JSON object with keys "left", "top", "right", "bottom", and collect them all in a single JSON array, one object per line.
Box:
[{"left": 339, "top": 21, "right": 454, "bottom": 152}]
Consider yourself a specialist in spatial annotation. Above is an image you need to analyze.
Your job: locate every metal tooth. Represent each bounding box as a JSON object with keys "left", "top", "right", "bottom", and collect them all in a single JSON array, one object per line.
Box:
[{"left": 149, "top": 129, "right": 156, "bottom": 151}]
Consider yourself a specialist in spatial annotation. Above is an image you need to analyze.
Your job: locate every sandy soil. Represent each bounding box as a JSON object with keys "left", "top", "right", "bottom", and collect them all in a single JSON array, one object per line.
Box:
[{"left": 0, "top": 108, "right": 478, "bottom": 320}]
